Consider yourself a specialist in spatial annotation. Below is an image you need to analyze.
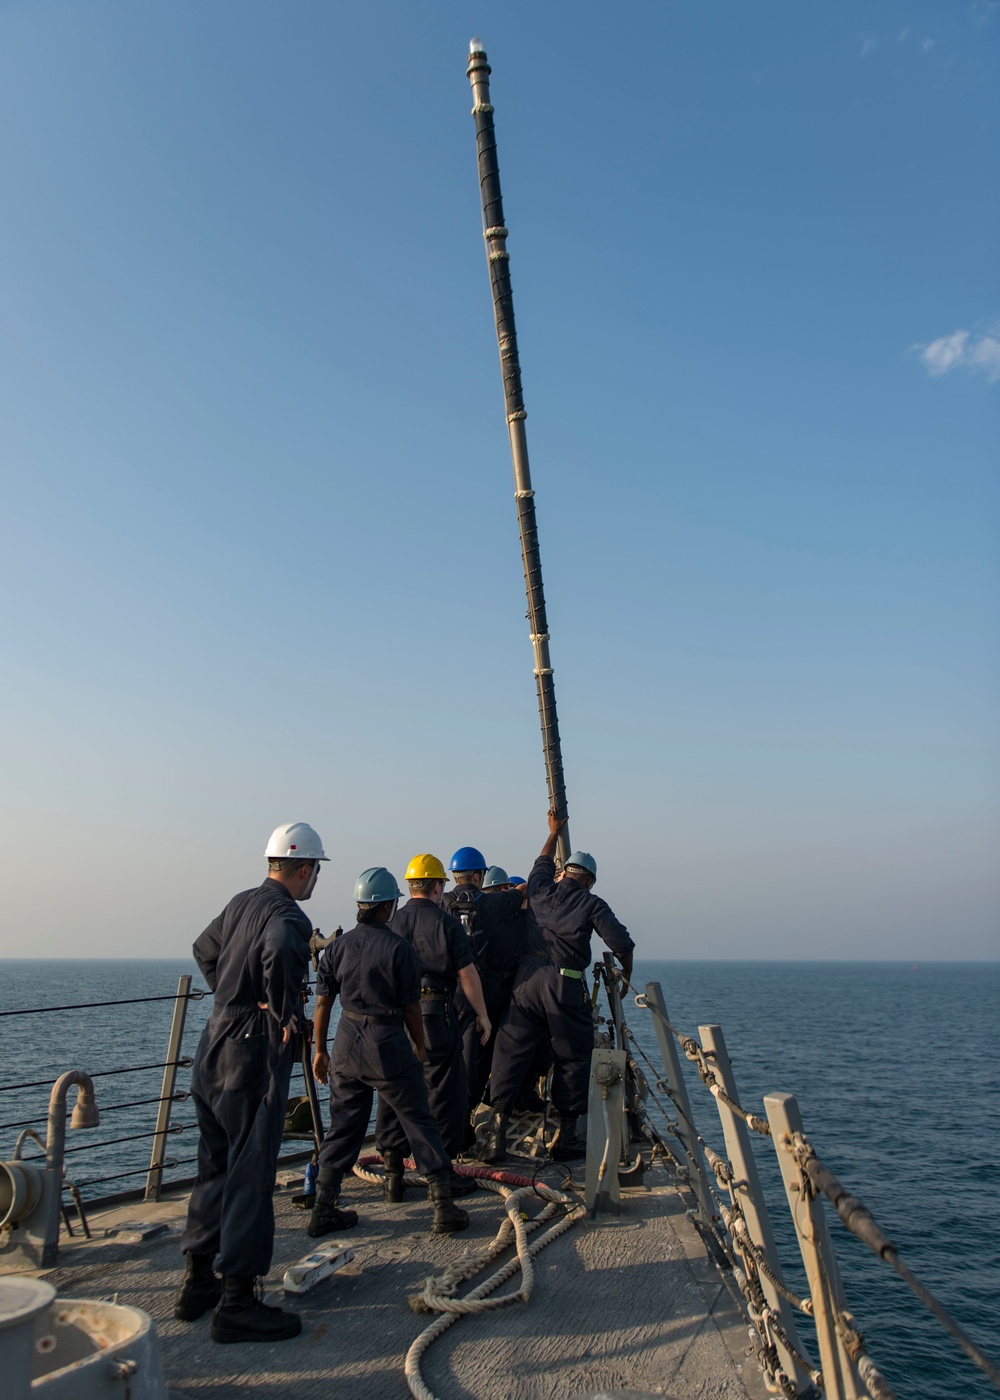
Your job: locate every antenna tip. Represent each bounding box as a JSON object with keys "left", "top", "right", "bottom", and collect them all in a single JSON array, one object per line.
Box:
[{"left": 469, "top": 37, "right": 485, "bottom": 55}]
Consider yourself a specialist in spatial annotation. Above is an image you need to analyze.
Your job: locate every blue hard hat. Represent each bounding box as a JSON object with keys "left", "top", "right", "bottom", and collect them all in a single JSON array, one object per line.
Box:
[
  {"left": 354, "top": 866, "right": 403, "bottom": 903},
  {"left": 565, "top": 851, "right": 597, "bottom": 878},
  {"left": 507, "top": 875, "right": 526, "bottom": 887},
  {"left": 483, "top": 865, "right": 509, "bottom": 889},
  {"left": 449, "top": 846, "right": 487, "bottom": 872}
]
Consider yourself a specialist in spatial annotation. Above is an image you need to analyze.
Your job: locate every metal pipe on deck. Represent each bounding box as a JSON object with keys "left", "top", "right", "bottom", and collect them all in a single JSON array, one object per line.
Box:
[
  {"left": 466, "top": 38, "right": 570, "bottom": 863},
  {"left": 145, "top": 975, "right": 192, "bottom": 1202}
]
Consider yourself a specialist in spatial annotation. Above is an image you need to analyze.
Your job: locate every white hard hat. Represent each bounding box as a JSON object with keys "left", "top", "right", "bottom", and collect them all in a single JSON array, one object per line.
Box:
[{"left": 264, "top": 822, "right": 329, "bottom": 861}]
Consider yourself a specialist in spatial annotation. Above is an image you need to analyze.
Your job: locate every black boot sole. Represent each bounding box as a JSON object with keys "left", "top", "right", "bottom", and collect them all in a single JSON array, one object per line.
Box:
[
  {"left": 174, "top": 1295, "right": 222, "bottom": 1322},
  {"left": 174, "top": 1284, "right": 222, "bottom": 1321},
  {"left": 431, "top": 1216, "right": 470, "bottom": 1234},
  {"left": 306, "top": 1207, "right": 359, "bottom": 1237}
]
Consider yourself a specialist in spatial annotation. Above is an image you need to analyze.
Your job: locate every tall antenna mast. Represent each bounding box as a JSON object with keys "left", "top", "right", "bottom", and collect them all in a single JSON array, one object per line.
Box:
[{"left": 466, "top": 38, "right": 571, "bottom": 864}]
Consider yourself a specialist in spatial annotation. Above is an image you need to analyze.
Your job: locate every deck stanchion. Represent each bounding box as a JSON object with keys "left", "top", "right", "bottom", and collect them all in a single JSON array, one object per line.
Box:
[
  {"left": 643, "top": 982, "right": 714, "bottom": 1227},
  {"left": 145, "top": 976, "right": 192, "bottom": 1202},
  {"left": 700, "top": 1025, "right": 815, "bottom": 1393},
  {"left": 765, "top": 1092, "right": 866, "bottom": 1400}
]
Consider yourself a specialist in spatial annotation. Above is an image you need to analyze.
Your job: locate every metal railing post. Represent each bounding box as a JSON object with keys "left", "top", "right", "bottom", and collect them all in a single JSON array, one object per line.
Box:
[
  {"left": 602, "top": 952, "right": 624, "bottom": 1043},
  {"left": 765, "top": 1092, "right": 866, "bottom": 1400},
  {"left": 144, "top": 976, "right": 192, "bottom": 1202},
  {"left": 643, "top": 982, "right": 715, "bottom": 1226},
  {"left": 700, "top": 1025, "right": 814, "bottom": 1393}
]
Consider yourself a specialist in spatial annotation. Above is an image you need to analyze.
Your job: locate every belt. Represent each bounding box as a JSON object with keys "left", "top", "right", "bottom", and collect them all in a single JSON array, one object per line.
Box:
[
  {"left": 341, "top": 1009, "right": 403, "bottom": 1025},
  {"left": 420, "top": 989, "right": 450, "bottom": 1002},
  {"left": 215, "top": 1003, "right": 264, "bottom": 1018},
  {"left": 521, "top": 951, "right": 583, "bottom": 979}
]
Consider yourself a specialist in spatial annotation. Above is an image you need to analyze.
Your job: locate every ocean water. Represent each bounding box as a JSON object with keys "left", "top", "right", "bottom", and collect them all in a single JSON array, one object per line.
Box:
[{"left": 1, "top": 957, "right": 997, "bottom": 1399}]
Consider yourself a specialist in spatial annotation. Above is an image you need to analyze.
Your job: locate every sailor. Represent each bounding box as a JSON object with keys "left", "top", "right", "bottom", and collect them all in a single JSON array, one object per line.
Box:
[
  {"left": 175, "top": 822, "right": 328, "bottom": 1344},
  {"left": 375, "top": 853, "right": 491, "bottom": 1187},
  {"left": 482, "top": 812, "right": 634, "bottom": 1163},
  {"left": 453, "top": 863, "right": 529, "bottom": 1111},
  {"left": 441, "top": 845, "right": 490, "bottom": 1106},
  {"left": 309, "top": 866, "right": 470, "bottom": 1235},
  {"left": 441, "top": 845, "right": 489, "bottom": 917}
]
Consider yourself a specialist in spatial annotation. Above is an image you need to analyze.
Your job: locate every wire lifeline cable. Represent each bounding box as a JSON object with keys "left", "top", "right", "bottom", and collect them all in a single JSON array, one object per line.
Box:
[
  {"left": 631, "top": 989, "right": 996, "bottom": 1395},
  {"left": 799, "top": 1151, "right": 1000, "bottom": 1392},
  {"left": 466, "top": 38, "right": 570, "bottom": 864},
  {"left": 0, "top": 991, "right": 207, "bottom": 1017},
  {"left": 0, "top": 1059, "right": 193, "bottom": 1094}
]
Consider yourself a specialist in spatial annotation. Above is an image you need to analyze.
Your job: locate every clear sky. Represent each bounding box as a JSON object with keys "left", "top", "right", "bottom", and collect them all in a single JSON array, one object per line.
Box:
[{"left": 0, "top": 1, "right": 997, "bottom": 960}]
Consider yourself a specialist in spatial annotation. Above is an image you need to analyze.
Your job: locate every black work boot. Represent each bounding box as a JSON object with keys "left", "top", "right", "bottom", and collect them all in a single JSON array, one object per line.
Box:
[
  {"left": 550, "top": 1113, "right": 586, "bottom": 1161},
  {"left": 479, "top": 1107, "right": 508, "bottom": 1164},
  {"left": 447, "top": 1167, "right": 478, "bottom": 1197},
  {"left": 173, "top": 1251, "right": 222, "bottom": 1321},
  {"left": 382, "top": 1149, "right": 405, "bottom": 1203},
  {"left": 426, "top": 1170, "right": 470, "bottom": 1234},
  {"left": 306, "top": 1167, "right": 360, "bottom": 1238},
  {"left": 211, "top": 1275, "right": 301, "bottom": 1344}
]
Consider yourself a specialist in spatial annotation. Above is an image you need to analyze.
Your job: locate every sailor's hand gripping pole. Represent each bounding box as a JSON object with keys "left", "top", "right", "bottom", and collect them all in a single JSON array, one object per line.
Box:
[{"left": 467, "top": 38, "right": 571, "bottom": 865}]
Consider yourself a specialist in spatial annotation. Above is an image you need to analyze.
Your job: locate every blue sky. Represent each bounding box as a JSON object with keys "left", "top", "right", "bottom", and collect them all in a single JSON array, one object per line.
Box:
[{"left": 0, "top": 1, "right": 997, "bottom": 959}]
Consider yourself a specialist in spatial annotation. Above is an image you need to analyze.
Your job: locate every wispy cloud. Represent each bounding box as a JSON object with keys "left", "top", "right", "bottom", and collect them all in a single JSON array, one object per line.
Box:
[
  {"left": 915, "top": 326, "right": 1000, "bottom": 383},
  {"left": 860, "top": 28, "right": 938, "bottom": 58},
  {"left": 970, "top": 1, "right": 998, "bottom": 30}
]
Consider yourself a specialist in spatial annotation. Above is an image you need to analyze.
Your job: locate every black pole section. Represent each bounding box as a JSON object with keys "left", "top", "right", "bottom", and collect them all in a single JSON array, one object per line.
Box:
[{"left": 466, "top": 38, "right": 571, "bottom": 864}]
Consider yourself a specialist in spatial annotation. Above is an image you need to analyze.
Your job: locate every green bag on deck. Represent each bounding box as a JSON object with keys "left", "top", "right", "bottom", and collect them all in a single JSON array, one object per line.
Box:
[{"left": 283, "top": 1095, "right": 315, "bottom": 1139}]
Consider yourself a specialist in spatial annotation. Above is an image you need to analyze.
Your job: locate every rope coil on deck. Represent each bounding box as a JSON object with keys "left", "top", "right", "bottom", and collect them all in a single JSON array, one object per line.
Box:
[{"left": 403, "top": 1178, "right": 584, "bottom": 1400}]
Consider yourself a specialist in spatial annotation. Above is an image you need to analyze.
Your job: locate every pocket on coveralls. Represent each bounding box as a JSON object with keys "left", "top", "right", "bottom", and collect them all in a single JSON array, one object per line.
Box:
[
  {"left": 420, "top": 1002, "right": 454, "bottom": 1059},
  {"left": 370, "top": 1026, "right": 411, "bottom": 1079},
  {"left": 215, "top": 1019, "right": 270, "bottom": 1094},
  {"left": 555, "top": 973, "right": 586, "bottom": 1009}
]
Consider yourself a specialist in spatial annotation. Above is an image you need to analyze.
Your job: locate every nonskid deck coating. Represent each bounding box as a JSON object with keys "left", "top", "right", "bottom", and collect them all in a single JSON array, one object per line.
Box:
[{"left": 33, "top": 1161, "right": 763, "bottom": 1400}]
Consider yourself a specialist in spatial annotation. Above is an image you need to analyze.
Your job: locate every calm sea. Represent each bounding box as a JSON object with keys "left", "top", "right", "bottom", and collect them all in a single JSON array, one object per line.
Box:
[{"left": 1, "top": 958, "right": 997, "bottom": 1399}]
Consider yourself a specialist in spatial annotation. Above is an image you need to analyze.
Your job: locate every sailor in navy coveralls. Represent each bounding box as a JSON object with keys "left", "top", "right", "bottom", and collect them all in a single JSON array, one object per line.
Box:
[
  {"left": 376, "top": 854, "right": 491, "bottom": 1176},
  {"left": 448, "top": 865, "right": 528, "bottom": 1113},
  {"left": 308, "top": 866, "right": 471, "bottom": 1236},
  {"left": 483, "top": 811, "right": 635, "bottom": 1162},
  {"left": 175, "top": 822, "right": 328, "bottom": 1345}
]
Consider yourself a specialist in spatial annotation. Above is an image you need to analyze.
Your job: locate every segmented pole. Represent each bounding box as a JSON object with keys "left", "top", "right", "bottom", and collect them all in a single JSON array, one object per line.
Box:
[{"left": 467, "top": 38, "right": 571, "bottom": 863}]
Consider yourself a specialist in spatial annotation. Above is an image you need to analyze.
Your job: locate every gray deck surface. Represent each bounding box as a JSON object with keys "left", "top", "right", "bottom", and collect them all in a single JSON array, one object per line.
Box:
[{"left": 36, "top": 1160, "right": 763, "bottom": 1400}]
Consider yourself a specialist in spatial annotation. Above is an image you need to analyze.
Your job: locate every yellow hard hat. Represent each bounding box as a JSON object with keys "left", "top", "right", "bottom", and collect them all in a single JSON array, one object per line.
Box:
[{"left": 404, "top": 853, "right": 449, "bottom": 883}]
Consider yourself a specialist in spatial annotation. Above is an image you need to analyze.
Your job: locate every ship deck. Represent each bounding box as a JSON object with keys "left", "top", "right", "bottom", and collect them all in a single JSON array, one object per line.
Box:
[{"left": 30, "top": 1157, "right": 765, "bottom": 1400}]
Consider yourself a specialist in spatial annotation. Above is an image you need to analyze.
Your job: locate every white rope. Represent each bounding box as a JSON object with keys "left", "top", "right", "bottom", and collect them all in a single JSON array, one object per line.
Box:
[{"left": 404, "top": 1180, "right": 584, "bottom": 1400}]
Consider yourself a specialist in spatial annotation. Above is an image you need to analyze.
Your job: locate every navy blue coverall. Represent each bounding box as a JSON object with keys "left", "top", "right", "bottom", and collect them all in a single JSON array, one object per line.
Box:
[
  {"left": 181, "top": 879, "right": 311, "bottom": 1278},
  {"left": 314, "top": 922, "right": 450, "bottom": 1177},
  {"left": 448, "top": 885, "right": 527, "bottom": 1107},
  {"left": 488, "top": 855, "right": 635, "bottom": 1117},
  {"left": 376, "top": 898, "right": 472, "bottom": 1157}
]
